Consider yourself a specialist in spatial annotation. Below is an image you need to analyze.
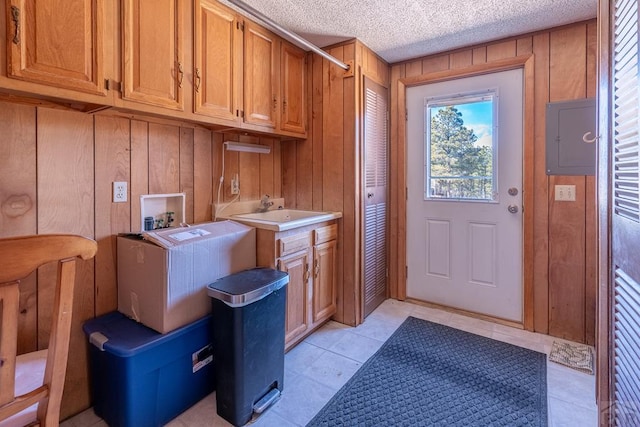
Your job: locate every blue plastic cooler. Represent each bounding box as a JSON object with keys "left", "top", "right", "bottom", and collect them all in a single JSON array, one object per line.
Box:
[{"left": 82, "top": 312, "right": 215, "bottom": 427}]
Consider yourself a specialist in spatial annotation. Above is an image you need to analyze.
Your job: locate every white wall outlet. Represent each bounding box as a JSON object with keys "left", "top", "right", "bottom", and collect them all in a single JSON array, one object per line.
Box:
[
  {"left": 113, "top": 181, "right": 128, "bottom": 203},
  {"left": 554, "top": 184, "right": 576, "bottom": 201},
  {"left": 231, "top": 174, "right": 240, "bottom": 195}
]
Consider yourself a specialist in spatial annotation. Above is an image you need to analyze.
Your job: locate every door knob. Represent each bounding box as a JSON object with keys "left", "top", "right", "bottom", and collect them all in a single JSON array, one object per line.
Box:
[
  {"left": 367, "top": 192, "right": 374, "bottom": 199},
  {"left": 508, "top": 187, "right": 518, "bottom": 196},
  {"left": 507, "top": 205, "right": 519, "bottom": 214}
]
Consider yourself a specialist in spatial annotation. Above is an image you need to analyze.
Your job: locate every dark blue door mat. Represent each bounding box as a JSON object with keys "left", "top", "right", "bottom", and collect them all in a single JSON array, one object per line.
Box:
[{"left": 307, "top": 316, "right": 547, "bottom": 426}]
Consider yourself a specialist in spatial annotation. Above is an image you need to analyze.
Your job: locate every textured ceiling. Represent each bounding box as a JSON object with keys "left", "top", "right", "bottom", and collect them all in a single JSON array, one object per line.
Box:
[{"left": 220, "top": 0, "right": 597, "bottom": 63}]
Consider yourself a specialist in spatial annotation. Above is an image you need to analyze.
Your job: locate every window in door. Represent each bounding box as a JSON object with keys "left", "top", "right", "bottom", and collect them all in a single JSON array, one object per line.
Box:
[{"left": 425, "top": 91, "right": 497, "bottom": 202}]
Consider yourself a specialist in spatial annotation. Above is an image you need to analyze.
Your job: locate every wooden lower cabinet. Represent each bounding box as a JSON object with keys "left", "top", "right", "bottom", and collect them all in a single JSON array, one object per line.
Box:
[
  {"left": 257, "top": 221, "right": 338, "bottom": 350},
  {"left": 312, "top": 239, "right": 337, "bottom": 323},
  {"left": 279, "top": 249, "right": 310, "bottom": 343}
]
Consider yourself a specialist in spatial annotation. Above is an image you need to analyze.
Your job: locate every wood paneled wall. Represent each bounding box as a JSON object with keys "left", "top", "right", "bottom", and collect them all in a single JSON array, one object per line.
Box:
[
  {"left": 0, "top": 102, "right": 281, "bottom": 418},
  {"left": 282, "top": 41, "right": 389, "bottom": 326},
  {"left": 390, "top": 20, "right": 597, "bottom": 344}
]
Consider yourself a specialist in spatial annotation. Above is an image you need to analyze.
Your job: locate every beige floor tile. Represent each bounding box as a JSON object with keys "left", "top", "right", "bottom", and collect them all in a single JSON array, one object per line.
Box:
[
  {"left": 328, "top": 330, "right": 385, "bottom": 362},
  {"left": 301, "top": 320, "right": 351, "bottom": 349},
  {"left": 300, "top": 350, "right": 362, "bottom": 390}
]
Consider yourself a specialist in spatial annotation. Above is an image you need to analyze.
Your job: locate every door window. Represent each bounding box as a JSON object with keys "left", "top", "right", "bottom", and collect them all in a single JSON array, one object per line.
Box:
[{"left": 425, "top": 91, "right": 497, "bottom": 202}]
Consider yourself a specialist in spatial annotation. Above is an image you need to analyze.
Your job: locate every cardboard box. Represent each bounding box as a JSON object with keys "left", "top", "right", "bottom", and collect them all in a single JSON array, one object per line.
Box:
[{"left": 117, "top": 221, "right": 256, "bottom": 333}]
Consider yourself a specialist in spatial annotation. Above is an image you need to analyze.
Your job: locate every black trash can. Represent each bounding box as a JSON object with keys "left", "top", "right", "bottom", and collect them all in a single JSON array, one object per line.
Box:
[{"left": 206, "top": 267, "right": 289, "bottom": 427}]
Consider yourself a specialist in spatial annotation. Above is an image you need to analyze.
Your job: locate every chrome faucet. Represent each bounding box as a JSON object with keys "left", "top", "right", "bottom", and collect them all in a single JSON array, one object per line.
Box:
[{"left": 257, "top": 194, "right": 274, "bottom": 212}]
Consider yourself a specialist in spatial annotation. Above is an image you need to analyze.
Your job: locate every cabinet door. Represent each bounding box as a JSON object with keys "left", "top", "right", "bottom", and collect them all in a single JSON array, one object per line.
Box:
[
  {"left": 194, "top": 0, "right": 241, "bottom": 122},
  {"left": 6, "top": 0, "right": 105, "bottom": 95},
  {"left": 122, "top": 0, "right": 183, "bottom": 110},
  {"left": 280, "top": 41, "right": 306, "bottom": 135},
  {"left": 313, "top": 240, "right": 337, "bottom": 323},
  {"left": 278, "top": 250, "right": 309, "bottom": 344},
  {"left": 243, "top": 21, "right": 277, "bottom": 128}
]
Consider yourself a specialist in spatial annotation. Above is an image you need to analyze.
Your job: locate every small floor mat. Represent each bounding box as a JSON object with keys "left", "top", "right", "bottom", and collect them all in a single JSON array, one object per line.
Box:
[{"left": 549, "top": 341, "right": 594, "bottom": 374}]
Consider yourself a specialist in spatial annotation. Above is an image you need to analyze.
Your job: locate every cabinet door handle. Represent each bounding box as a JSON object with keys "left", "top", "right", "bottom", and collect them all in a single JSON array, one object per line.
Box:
[
  {"left": 282, "top": 99, "right": 287, "bottom": 114},
  {"left": 11, "top": 6, "right": 20, "bottom": 45},
  {"left": 304, "top": 263, "right": 310, "bottom": 283},
  {"left": 177, "top": 62, "right": 184, "bottom": 88},
  {"left": 314, "top": 259, "right": 319, "bottom": 278},
  {"left": 273, "top": 96, "right": 277, "bottom": 110},
  {"left": 194, "top": 68, "right": 201, "bottom": 93}
]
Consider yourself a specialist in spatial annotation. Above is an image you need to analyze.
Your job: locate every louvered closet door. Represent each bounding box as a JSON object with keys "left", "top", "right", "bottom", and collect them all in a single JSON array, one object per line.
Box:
[
  {"left": 363, "top": 77, "right": 389, "bottom": 317},
  {"left": 608, "top": 0, "right": 640, "bottom": 423}
]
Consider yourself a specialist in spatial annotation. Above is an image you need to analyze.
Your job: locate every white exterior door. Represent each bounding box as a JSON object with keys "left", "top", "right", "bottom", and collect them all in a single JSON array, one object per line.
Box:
[{"left": 406, "top": 69, "right": 523, "bottom": 322}]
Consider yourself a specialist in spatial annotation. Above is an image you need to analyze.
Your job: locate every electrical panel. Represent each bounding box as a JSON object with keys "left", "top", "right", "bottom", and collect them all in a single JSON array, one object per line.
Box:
[{"left": 545, "top": 98, "right": 596, "bottom": 176}]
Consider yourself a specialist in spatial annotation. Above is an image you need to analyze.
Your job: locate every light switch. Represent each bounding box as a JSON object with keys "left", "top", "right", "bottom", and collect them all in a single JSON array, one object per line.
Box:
[{"left": 554, "top": 185, "right": 576, "bottom": 201}]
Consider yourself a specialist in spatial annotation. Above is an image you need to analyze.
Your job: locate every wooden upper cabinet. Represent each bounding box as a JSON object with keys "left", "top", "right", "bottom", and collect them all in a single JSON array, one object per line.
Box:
[
  {"left": 280, "top": 40, "right": 306, "bottom": 135},
  {"left": 243, "top": 21, "right": 278, "bottom": 129},
  {"left": 193, "top": 0, "right": 241, "bottom": 123},
  {"left": 5, "top": 0, "right": 106, "bottom": 96},
  {"left": 122, "top": 0, "right": 183, "bottom": 110}
]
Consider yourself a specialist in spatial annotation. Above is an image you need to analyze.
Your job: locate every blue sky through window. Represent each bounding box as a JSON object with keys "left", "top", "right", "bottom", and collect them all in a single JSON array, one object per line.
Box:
[{"left": 432, "top": 100, "right": 493, "bottom": 147}]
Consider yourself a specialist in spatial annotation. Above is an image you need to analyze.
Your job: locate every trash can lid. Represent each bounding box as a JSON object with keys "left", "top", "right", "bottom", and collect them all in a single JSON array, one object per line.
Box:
[{"left": 207, "top": 267, "right": 289, "bottom": 307}]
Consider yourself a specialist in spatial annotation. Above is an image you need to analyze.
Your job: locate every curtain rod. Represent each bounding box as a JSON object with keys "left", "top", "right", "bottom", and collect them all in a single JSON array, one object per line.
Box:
[{"left": 226, "top": 0, "right": 351, "bottom": 71}]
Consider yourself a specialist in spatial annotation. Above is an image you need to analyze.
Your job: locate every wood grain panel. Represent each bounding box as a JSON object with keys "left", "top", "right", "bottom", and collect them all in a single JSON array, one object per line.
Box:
[
  {"left": 517, "top": 37, "right": 534, "bottom": 55},
  {"left": 550, "top": 25, "right": 588, "bottom": 101},
  {"left": 548, "top": 22, "right": 588, "bottom": 342},
  {"left": 405, "top": 60, "right": 423, "bottom": 77},
  {"left": 221, "top": 136, "right": 238, "bottom": 202},
  {"left": 180, "top": 128, "right": 195, "bottom": 224},
  {"left": 259, "top": 138, "right": 277, "bottom": 201},
  {"left": 148, "top": 123, "right": 180, "bottom": 194},
  {"left": 295, "top": 138, "right": 314, "bottom": 210},
  {"left": 312, "top": 54, "right": 324, "bottom": 211},
  {"left": 322, "top": 45, "right": 346, "bottom": 322},
  {"left": 322, "top": 46, "right": 346, "bottom": 212},
  {"left": 548, "top": 176, "right": 586, "bottom": 341},
  {"left": 473, "top": 47, "right": 487, "bottom": 64},
  {"left": 272, "top": 137, "right": 282, "bottom": 198},
  {"left": 36, "top": 108, "right": 95, "bottom": 418},
  {"left": 342, "top": 42, "right": 357, "bottom": 326},
  {"left": 486, "top": 40, "right": 517, "bottom": 61},
  {"left": 389, "top": 65, "right": 402, "bottom": 299},
  {"left": 238, "top": 136, "right": 261, "bottom": 200},
  {"left": 450, "top": 50, "right": 473, "bottom": 69},
  {"left": 522, "top": 56, "right": 536, "bottom": 331},
  {"left": 193, "top": 128, "right": 213, "bottom": 223},
  {"left": 396, "top": 73, "right": 407, "bottom": 301},
  {"left": 0, "top": 102, "right": 37, "bottom": 353},
  {"left": 532, "top": 32, "right": 551, "bottom": 334},
  {"left": 281, "top": 143, "right": 297, "bottom": 207},
  {"left": 422, "top": 55, "right": 449, "bottom": 74},
  {"left": 94, "top": 116, "right": 130, "bottom": 316},
  {"left": 585, "top": 175, "right": 597, "bottom": 345},
  {"left": 211, "top": 133, "right": 224, "bottom": 214},
  {"left": 130, "top": 120, "right": 149, "bottom": 232}
]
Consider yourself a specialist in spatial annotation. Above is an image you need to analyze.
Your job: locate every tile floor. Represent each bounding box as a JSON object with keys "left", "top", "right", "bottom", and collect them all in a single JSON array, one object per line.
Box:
[{"left": 61, "top": 299, "right": 598, "bottom": 427}]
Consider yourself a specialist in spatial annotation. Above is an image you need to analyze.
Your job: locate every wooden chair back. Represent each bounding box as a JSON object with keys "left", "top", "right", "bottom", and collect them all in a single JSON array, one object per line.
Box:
[{"left": 0, "top": 234, "right": 98, "bottom": 427}]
